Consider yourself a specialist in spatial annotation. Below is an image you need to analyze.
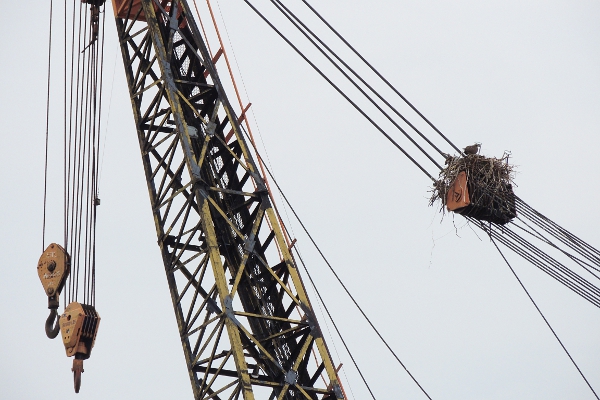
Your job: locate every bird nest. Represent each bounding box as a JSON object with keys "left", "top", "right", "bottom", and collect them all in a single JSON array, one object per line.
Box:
[{"left": 430, "top": 153, "right": 517, "bottom": 224}]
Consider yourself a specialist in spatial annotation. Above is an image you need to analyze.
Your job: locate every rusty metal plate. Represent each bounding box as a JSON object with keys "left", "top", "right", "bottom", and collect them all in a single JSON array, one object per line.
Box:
[
  {"left": 446, "top": 171, "right": 471, "bottom": 211},
  {"left": 111, "top": 0, "right": 173, "bottom": 22}
]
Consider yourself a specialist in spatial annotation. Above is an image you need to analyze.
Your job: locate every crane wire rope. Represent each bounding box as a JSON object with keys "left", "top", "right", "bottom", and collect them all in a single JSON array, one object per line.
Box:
[
  {"left": 299, "top": 0, "right": 462, "bottom": 156},
  {"left": 256, "top": 0, "right": 459, "bottom": 173},
  {"left": 257, "top": 0, "right": 599, "bottom": 280},
  {"left": 236, "top": 121, "right": 433, "bottom": 399},
  {"left": 237, "top": 0, "right": 600, "bottom": 394},
  {"left": 512, "top": 217, "right": 600, "bottom": 278},
  {"left": 241, "top": 0, "right": 600, "bottom": 305},
  {"left": 245, "top": 0, "right": 600, "bottom": 281},
  {"left": 489, "top": 235, "right": 600, "bottom": 400},
  {"left": 515, "top": 197, "right": 600, "bottom": 268},
  {"left": 43, "top": 0, "right": 54, "bottom": 252},
  {"left": 71, "top": 0, "right": 86, "bottom": 303},
  {"left": 292, "top": 246, "right": 378, "bottom": 400},
  {"left": 268, "top": 0, "right": 444, "bottom": 171},
  {"left": 64, "top": 0, "right": 75, "bottom": 306},
  {"left": 277, "top": 0, "right": 600, "bottom": 277},
  {"left": 57, "top": 0, "right": 105, "bottom": 307},
  {"left": 242, "top": 0, "right": 436, "bottom": 182},
  {"left": 500, "top": 224, "right": 600, "bottom": 306},
  {"left": 248, "top": 0, "right": 600, "bottom": 274},
  {"left": 483, "top": 221, "right": 600, "bottom": 308}
]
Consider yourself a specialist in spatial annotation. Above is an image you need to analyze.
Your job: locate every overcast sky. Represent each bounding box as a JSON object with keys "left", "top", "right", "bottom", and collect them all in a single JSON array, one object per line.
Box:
[{"left": 1, "top": 1, "right": 599, "bottom": 399}]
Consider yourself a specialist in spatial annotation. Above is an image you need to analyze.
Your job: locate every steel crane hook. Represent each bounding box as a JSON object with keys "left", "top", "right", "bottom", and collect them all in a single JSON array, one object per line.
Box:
[
  {"left": 45, "top": 308, "right": 60, "bottom": 339},
  {"left": 72, "top": 358, "right": 84, "bottom": 393}
]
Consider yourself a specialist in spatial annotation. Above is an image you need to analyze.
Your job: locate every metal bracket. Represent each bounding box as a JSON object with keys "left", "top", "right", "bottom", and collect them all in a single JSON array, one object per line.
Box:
[
  {"left": 333, "top": 383, "right": 344, "bottom": 399},
  {"left": 206, "top": 298, "right": 222, "bottom": 315},
  {"left": 299, "top": 302, "right": 322, "bottom": 338},
  {"left": 244, "top": 233, "right": 256, "bottom": 253},
  {"left": 187, "top": 125, "right": 198, "bottom": 139},
  {"left": 205, "top": 120, "right": 216, "bottom": 137},
  {"left": 224, "top": 295, "right": 240, "bottom": 326}
]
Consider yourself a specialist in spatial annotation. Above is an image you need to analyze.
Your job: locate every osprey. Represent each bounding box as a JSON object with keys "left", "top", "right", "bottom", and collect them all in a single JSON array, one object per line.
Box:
[{"left": 463, "top": 143, "right": 480, "bottom": 155}]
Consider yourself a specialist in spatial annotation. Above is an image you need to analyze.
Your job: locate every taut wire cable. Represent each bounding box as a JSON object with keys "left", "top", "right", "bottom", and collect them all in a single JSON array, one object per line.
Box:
[
  {"left": 43, "top": 0, "right": 54, "bottom": 252},
  {"left": 489, "top": 235, "right": 599, "bottom": 400}
]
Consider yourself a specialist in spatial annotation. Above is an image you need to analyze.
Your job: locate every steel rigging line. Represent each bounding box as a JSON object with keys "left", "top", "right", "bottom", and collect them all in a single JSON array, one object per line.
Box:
[
  {"left": 237, "top": 2, "right": 599, "bottom": 397},
  {"left": 43, "top": 0, "right": 54, "bottom": 253},
  {"left": 269, "top": 0, "right": 446, "bottom": 167},
  {"left": 515, "top": 197, "right": 600, "bottom": 268},
  {"left": 242, "top": 0, "right": 438, "bottom": 182},
  {"left": 490, "top": 237, "right": 600, "bottom": 400},
  {"left": 245, "top": 0, "right": 600, "bottom": 272},
  {"left": 298, "top": 0, "right": 463, "bottom": 156},
  {"left": 237, "top": 121, "right": 433, "bottom": 399},
  {"left": 243, "top": 0, "right": 600, "bottom": 305},
  {"left": 475, "top": 220, "right": 600, "bottom": 308},
  {"left": 39, "top": 0, "right": 104, "bottom": 392}
]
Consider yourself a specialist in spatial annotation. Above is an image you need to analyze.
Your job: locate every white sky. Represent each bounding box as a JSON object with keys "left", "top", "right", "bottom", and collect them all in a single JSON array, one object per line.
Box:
[{"left": 0, "top": 1, "right": 599, "bottom": 399}]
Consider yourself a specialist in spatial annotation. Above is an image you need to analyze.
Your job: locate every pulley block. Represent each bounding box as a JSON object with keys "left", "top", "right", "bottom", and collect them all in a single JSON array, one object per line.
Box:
[
  {"left": 37, "top": 243, "right": 70, "bottom": 300},
  {"left": 37, "top": 243, "right": 70, "bottom": 338},
  {"left": 59, "top": 302, "right": 101, "bottom": 393}
]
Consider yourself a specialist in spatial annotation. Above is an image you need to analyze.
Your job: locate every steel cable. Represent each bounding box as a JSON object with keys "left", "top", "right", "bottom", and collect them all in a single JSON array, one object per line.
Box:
[
  {"left": 511, "top": 217, "right": 600, "bottom": 278},
  {"left": 243, "top": 0, "right": 600, "bottom": 287},
  {"left": 243, "top": 0, "right": 600, "bottom": 308},
  {"left": 237, "top": 121, "right": 433, "bottom": 399},
  {"left": 489, "top": 236, "right": 599, "bottom": 400},
  {"left": 271, "top": 0, "right": 595, "bottom": 302},
  {"left": 474, "top": 220, "right": 600, "bottom": 308},
  {"left": 242, "top": 0, "right": 437, "bottom": 182},
  {"left": 61, "top": 0, "right": 103, "bottom": 305},
  {"left": 299, "top": 0, "right": 463, "bottom": 156},
  {"left": 516, "top": 197, "right": 600, "bottom": 267},
  {"left": 270, "top": 0, "right": 445, "bottom": 170},
  {"left": 293, "top": 247, "right": 378, "bottom": 400},
  {"left": 252, "top": 0, "right": 600, "bottom": 269},
  {"left": 43, "top": 0, "right": 54, "bottom": 252},
  {"left": 501, "top": 225, "right": 600, "bottom": 299}
]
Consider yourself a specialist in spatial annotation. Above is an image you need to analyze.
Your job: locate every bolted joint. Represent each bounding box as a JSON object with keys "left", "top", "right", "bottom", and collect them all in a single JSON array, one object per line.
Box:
[
  {"left": 332, "top": 383, "right": 344, "bottom": 399},
  {"left": 47, "top": 260, "right": 57, "bottom": 272},
  {"left": 244, "top": 233, "right": 256, "bottom": 253},
  {"left": 224, "top": 295, "right": 240, "bottom": 326},
  {"left": 284, "top": 369, "right": 298, "bottom": 385},
  {"left": 299, "top": 302, "right": 322, "bottom": 338},
  {"left": 205, "top": 121, "right": 217, "bottom": 137}
]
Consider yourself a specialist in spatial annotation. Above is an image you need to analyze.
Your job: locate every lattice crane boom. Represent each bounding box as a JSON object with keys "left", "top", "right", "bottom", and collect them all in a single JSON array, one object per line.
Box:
[{"left": 112, "top": 0, "right": 343, "bottom": 398}]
